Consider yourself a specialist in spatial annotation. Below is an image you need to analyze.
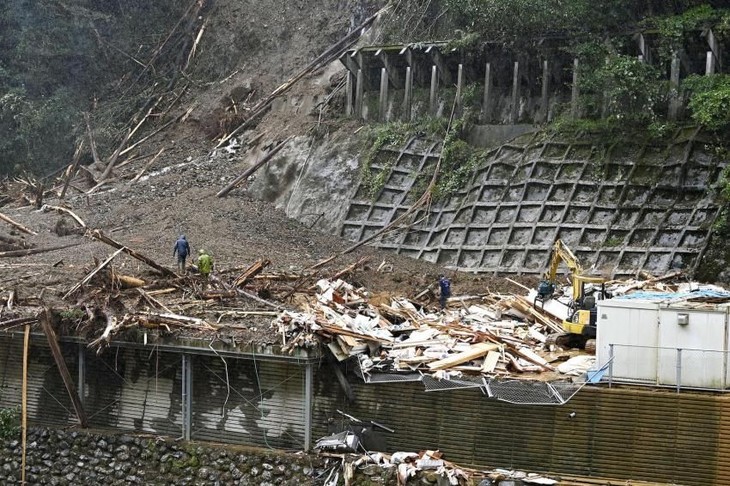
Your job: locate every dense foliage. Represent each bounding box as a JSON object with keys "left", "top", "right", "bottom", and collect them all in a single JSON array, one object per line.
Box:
[{"left": 0, "top": 1, "right": 188, "bottom": 175}]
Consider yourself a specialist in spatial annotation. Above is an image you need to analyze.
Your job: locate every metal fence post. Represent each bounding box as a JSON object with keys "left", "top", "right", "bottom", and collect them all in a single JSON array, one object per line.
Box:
[
  {"left": 304, "top": 363, "right": 313, "bottom": 451},
  {"left": 78, "top": 343, "right": 86, "bottom": 407},
  {"left": 676, "top": 348, "right": 682, "bottom": 393},
  {"left": 181, "top": 354, "right": 193, "bottom": 440},
  {"left": 608, "top": 344, "right": 614, "bottom": 388}
]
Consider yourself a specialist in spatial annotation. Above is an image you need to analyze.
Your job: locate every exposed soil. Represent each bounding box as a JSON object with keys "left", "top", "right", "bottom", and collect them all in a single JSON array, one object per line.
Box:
[{"left": 0, "top": 0, "right": 535, "bottom": 347}]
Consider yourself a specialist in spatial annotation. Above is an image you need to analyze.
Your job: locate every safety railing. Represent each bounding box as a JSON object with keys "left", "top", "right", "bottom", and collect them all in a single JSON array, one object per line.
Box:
[{"left": 604, "top": 343, "right": 730, "bottom": 392}]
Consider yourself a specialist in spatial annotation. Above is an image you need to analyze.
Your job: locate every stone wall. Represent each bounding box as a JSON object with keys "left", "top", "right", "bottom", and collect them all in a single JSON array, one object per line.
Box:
[{"left": 0, "top": 428, "right": 330, "bottom": 485}]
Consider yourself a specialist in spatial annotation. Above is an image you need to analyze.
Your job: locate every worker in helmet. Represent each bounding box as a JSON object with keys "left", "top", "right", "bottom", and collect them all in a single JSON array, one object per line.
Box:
[{"left": 197, "top": 249, "right": 213, "bottom": 280}]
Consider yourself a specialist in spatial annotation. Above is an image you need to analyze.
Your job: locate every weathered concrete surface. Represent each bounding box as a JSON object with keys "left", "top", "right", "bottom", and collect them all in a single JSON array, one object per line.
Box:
[{"left": 247, "top": 133, "right": 361, "bottom": 235}]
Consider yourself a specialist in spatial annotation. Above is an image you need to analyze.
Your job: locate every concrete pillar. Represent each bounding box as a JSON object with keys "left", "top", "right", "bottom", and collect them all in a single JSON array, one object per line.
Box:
[
  {"left": 345, "top": 71, "right": 354, "bottom": 117},
  {"left": 181, "top": 354, "right": 193, "bottom": 441},
  {"left": 403, "top": 66, "right": 413, "bottom": 122},
  {"left": 304, "top": 363, "right": 313, "bottom": 451},
  {"left": 379, "top": 67, "right": 388, "bottom": 122},
  {"left": 481, "top": 62, "right": 492, "bottom": 123},
  {"left": 706, "top": 50, "right": 716, "bottom": 75},
  {"left": 429, "top": 65, "right": 438, "bottom": 116},
  {"left": 77, "top": 343, "right": 85, "bottom": 406},
  {"left": 511, "top": 61, "right": 519, "bottom": 124},
  {"left": 669, "top": 51, "right": 680, "bottom": 121},
  {"left": 355, "top": 69, "right": 364, "bottom": 119},
  {"left": 638, "top": 34, "right": 651, "bottom": 64},
  {"left": 705, "top": 28, "right": 721, "bottom": 74},
  {"left": 541, "top": 60, "right": 549, "bottom": 123},
  {"left": 571, "top": 58, "right": 580, "bottom": 120},
  {"left": 456, "top": 63, "right": 464, "bottom": 111}
]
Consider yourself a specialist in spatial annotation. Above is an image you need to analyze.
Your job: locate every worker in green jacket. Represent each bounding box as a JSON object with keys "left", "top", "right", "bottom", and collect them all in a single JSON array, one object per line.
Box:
[{"left": 197, "top": 249, "right": 213, "bottom": 280}]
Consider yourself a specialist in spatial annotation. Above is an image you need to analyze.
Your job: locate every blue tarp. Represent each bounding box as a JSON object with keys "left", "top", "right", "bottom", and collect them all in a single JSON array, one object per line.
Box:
[{"left": 616, "top": 289, "right": 730, "bottom": 302}]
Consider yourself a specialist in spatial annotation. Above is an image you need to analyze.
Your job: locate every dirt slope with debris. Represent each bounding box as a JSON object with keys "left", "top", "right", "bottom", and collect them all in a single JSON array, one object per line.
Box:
[{"left": 0, "top": 0, "right": 532, "bottom": 347}]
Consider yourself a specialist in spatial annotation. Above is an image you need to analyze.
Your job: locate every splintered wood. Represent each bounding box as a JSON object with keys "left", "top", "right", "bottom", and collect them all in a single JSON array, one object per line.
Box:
[{"left": 274, "top": 278, "right": 574, "bottom": 380}]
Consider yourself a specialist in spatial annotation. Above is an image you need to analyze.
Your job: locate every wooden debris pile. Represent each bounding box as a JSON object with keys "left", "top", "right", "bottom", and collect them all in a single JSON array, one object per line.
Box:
[
  {"left": 274, "top": 270, "right": 724, "bottom": 381},
  {"left": 274, "top": 278, "right": 573, "bottom": 380}
]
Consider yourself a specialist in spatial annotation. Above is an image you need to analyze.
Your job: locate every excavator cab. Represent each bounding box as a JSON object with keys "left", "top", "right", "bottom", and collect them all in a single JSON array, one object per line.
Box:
[{"left": 536, "top": 240, "right": 607, "bottom": 350}]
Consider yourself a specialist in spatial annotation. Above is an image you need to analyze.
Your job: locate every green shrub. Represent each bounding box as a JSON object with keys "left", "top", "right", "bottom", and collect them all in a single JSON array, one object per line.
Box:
[
  {"left": 683, "top": 74, "right": 730, "bottom": 132},
  {"left": 0, "top": 405, "right": 19, "bottom": 440}
]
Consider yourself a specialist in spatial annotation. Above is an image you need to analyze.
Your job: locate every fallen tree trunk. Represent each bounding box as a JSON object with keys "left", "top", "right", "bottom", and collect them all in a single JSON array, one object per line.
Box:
[
  {"left": 60, "top": 140, "right": 85, "bottom": 200},
  {"left": 0, "top": 243, "right": 80, "bottom": 258},
  {"left": 0, "top": 213, "right": 37, "bottom": 236},
  {"left": 135, "top": 311, "right": 219, "bottom": 331},
  {"left": 216, "top": 138, "right": 291, "bottom": 197},
  {"left": 87, "top": 229, "right": 177, "bottom": 277},
  {"left": 63, "top": 248, "right": 124, "bottom": 300},
  {"left": 41, "top": 205, "right": 87, "bottom": 228},
  {"left": 40, "top": 309, "right": 88, "bottom": 427}
]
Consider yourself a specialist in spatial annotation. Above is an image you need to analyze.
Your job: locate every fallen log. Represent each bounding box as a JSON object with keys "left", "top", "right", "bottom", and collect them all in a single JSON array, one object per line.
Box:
[
  {"left": 135, "top": 311, "right": 219, "bottom": 331},
  {"left": 60, "top": 139, "right": 85, "bottom": 200},
  {"left": 40, "top": 309, "right": 88, "bottom": 427},
  {"left": 200, "top": 289, "right": 237, "bottom": 299},
  {"left": 216, "top": 138, "right": 292, "bottom": 197},
  {"left": 116, "top": 274, "right": 146, "bottom": 288},
  {"left": 236, "top": 288, "right": 285, "bottom": 310},
  {"left": 63, "top": 248, "right": 124, "bottom": 300},
  {"left": 87, "top": 229, "right": 177, "bottom": 277},
  {"left": 137, "top": 288, "right": 172, "bottom": 313},
  {"left": 0, "top": 243, "right": 81, "bottom": 258},
  {"left": 0, "top": 213, "right": 37, "bottom": 235},
  {"left": 41, "top": 204, "right": 87, "bottom": 228},
  {"left": 130, "top": 147, "right": 165, "bottom": 183},
  {"left": 233, "top": 259, "right": 271, "bottom": 287},
  {"left": 0, "top": 316, "right": 38, "bottom": 330}
]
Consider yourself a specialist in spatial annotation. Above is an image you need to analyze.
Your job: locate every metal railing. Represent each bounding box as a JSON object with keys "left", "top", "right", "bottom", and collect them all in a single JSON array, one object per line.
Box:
[{"left": 605, "top": 343, "right": 730, "bottom": 392}]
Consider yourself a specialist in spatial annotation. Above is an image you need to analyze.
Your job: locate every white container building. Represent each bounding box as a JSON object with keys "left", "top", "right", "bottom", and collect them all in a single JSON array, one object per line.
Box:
[{"left": 596, "top": 290, "right": 730, "bottom": 390}]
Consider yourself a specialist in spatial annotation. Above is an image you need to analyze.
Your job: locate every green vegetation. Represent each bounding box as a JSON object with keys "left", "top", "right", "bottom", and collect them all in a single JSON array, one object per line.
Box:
[
  {"left": 0, "top": 1, "right": 190, "bottom": 175},
  {"left": 0, "top": 403, "right": 19, "bottom": 440},
  {"left": 683, "top": 74, "right": 730, "bottom": 131}
]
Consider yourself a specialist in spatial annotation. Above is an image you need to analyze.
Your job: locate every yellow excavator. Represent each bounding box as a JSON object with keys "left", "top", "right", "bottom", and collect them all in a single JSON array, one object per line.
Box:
[{"left": 535, "top": 239, "right": 607, "bottom": 349}]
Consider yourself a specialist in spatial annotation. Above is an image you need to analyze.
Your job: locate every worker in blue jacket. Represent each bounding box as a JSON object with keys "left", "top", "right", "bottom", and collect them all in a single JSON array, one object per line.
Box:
[
  {"left": 438, "top": 275, "right": 451, "bottom": 310},
  {"left": 173, "top": 235, "right": 191, "bottom": 273}
]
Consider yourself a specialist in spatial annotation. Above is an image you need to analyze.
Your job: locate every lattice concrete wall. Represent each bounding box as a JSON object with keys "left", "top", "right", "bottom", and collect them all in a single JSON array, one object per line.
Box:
[{"left": 341, "top": 130, "right": 725, "bottom": 277}]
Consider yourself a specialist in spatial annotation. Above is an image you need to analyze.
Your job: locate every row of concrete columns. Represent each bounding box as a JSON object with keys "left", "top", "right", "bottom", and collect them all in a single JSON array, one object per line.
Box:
[
  {"left": 345, "top": 60, "right": 554, "bottom": 124},
  {"left": 344, "top": 29, "right": 722, "bottom": 124}
]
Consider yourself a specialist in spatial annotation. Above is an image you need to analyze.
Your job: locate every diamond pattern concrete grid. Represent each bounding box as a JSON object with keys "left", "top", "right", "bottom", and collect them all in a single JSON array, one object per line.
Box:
[{"left": 341, "top": 132, "right": 725, "bottom": 277}]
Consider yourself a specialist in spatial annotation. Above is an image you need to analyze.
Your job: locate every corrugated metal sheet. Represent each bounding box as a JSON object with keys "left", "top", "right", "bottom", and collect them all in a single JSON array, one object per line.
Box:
[
  {"left": 312, "top": 366, "right": 730, "bottom": 486},
  {"left": 5, "top": 334, "right": 730, "bottom": 485},
  {"left": 190, "top": 355, "right": 305, "bottom": 449},
  {"left": 0, "top": 335, "right": 76, "bottom": 427},
  {"left": 84, "top": 348, "right": 182, "bottom": 436}
]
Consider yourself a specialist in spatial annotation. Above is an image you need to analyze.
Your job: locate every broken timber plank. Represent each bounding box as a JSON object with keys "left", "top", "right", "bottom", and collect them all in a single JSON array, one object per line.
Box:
[
  {"left": 233, "top": 259, "right": 271, "bottom": 287},
  {"left": 481, "top": 350, "right": 501, "bottom": 373},
  {"left": 40, "top": 309, "right": 88, "bottom": 427},
  {"left": 428, "top": 342, "right": 500, "bottom": 370},
  {"left": 0, "top": 213, "right": 37, "bottom": 235},
  {"left": 88, "top": 229, "right": 176, "bottom": 277}
]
